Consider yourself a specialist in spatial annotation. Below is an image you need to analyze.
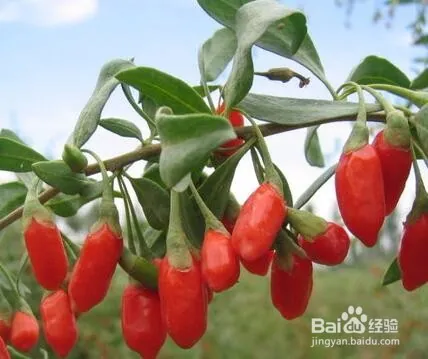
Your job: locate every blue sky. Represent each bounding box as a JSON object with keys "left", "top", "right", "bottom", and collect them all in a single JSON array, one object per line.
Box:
[{"left": 0, "top": 0, "right": 423, "bottom": 220}]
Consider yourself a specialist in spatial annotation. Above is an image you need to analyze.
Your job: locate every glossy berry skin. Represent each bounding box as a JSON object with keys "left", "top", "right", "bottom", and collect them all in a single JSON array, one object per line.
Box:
[
  {"left": 299, "top": 222, "right": 350, "bottom": 266},
  {"left": 40, "top": 290, "right": 77, "bottom": 358},
  {"left": 201, "top": 230, "right": 240, "bottom": 292},
  {"left": 373, "top": 130, "right": 412, "bottom": 216},
  {"left": 398, "top": 213, "right": 428, "bottom": 291},
  {"left": 121, "top": 284, "right": 166, "bottom": 359},
  {"left": 159, "top": 256, "right": 207, "bottom": 349},
  {"left": 335, "top": 144, "right": 385, "bottom": 247},
  {"left": 23, "top": 218, "right": 68, "bottom": 290},
  {"left": 68, "top": 223, "right": 123, "bottom": 313},
  {"left": 232, "top": 183, "right": 286, "bottom": 261},
  {"left": 271, "top": 254, "right": 313, "bottom": 320},
  {"left": 216, "top": 103, "right": 245, "bottom": 157},
  {"left": 0, "top": 318, "right": 11, "bottom": 344},
  {"left": 0, "top": 337, "right": 10, "bottom": 359},
  {"left": 241, "top": 250, "right": 274, "bottom": 276},
  {"left": 10, "top": 312, "right": 39, "bottom": 352}
]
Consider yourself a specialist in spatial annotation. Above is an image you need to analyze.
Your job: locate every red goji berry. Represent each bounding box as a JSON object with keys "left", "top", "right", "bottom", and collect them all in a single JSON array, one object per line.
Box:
[
  {"left": 232, "top": 183, "right": 286, "bottom": 261},
  {"left": 201, "top": 230, "right": 240, "bottom": 292},
  {"left": 216, "top": 103, "right": 245, "bottom": 157},
  {"left": 159, "top": 256, "right": 207, "bottom": 348},
  {"left": 335, "top": 144, "right": 385, "bottom": 247},
  {"left": 121, "top": 284, "right": 166, "bottom": 359},
  {"left": 241, "top": 250, "right": 274, "bottom": 276},
  {"left": 373, "top": 130, "right": 412, "bottom": 216},
  {"left": 68, "top": 223, "right": 123, "bottom": 313},
  {"left": 299, "top": 222, "right": 350, "bottom": 266},
  {"left": 40, "top": 290, "right": 77, "bottom": 358},
  {"left": 0, "top": 337, "right": 10, "bottom": 359},
  {"left": 10, "top": 312, "right": 39, "bottom": 352},
  {"left": 23, "top": 218, "right": 68, "bottom": 290},
  {"left": 398, "top": 213, "right": 428, "bottom": 291},
  {"left": 271, "top": 253, "right": 313, "bottom": 320}
]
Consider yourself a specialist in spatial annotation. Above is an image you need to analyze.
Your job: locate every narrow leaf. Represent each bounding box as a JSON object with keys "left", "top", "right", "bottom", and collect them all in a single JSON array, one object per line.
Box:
[
  {"left": 273, "top": 164, "right": 293, "bottom": 208},
  {"left": 295, "top": 163, "right": 337, "bottom": 209},
  {"left": 129, "top": 177, "right": 170, "bottom": 230},
  {"left": 382, "top": 258, "right": 401, "bottom": 286},
  {"left": 45, "top": 186, "right": 107, "bottom": 217},
  {"left": 144, "top": 227, "right": 166, "bottom": 258},
  {"left": 348, "top": 55, "right": 410, "bottom": 87},
  {"left": 410, "top": 68, "right": 428, "bottom": 90},
  {"left": 304, "top": 126, "right": 325, "bottom": 167},
  {"left": 239, "top": 93, "right": 382, "bottom": 126},
  {"left": 199, "top": 27, "right": 237, "bottom": 82},
  {"left": 198, "top": 139, "right": 253, "bottom": 218},
  {"left": 0, "top": 137, "right": 46, "bottom": 172},
  {"left": 69, "top": 59, "right": 135, "bottom": 147},
  {"left": 193, "top": 85, "right": 221, "bottom": 97},
  {"left": 224, "top": 0, "right": 307, "bottom": 107},
  {"left": 197, "top": 0, "right": 334, "bottom": 96},
  {"left": 0, "top": 182, "right": 27, "bottom": 219},
  {"left": 156, "top": 112, "right": 236, "bottom": 188},
  {"left": 179, "top": 190, "right": 205, "bottom": 247},
  {"left": 116, "top": 67, "right": 211, "bottom": 114},
  {"left": 32, "top": 160, "right": 97, "bottom": 195},
  {"left": 100, "top": 118, "right": 143, "bottom": 142}
]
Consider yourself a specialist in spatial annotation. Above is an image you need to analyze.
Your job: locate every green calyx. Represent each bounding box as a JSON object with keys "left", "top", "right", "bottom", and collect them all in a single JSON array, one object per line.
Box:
[
  {"left": 274, "top": 229, "right": 307, "bottom": 271},
  {"left": 342, "top": 82, "right": 369, "bottom": 153},
  {"left": 62, "top": 144, "right": 88, "bottom": 173},
  {"left": 343, "top": 121, "right": 369, "bottom": 153},
  {"left": 22, "top": 179, "right": 53, "bottom": 230},
  {"left": 384, "top": 110, "right": 411, "bottom": 149},
  {"left": 119, "top": 248, "right": 158, "bottom": 289},
  {"left": 166, "top": 190, "right": 192, "bottom": 270},
  {"left": 287, "top": 207, "right": 328, "bottom": 241},
  {"left": 82, "top": 149, "right": 122, "bottom": 236}
]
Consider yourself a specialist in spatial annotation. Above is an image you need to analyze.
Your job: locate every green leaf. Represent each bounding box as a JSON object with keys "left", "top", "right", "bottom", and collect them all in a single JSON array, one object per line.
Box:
[
  {"left": 69, "top": 59, "right": 135, "bottom": 148},
  {"left": 239, "top": 93, "right": 382, "bottom": 125},
  {"left": 348, "top": 56, "right": 410, "bottom": 87},
  {"left": 199, "top": 27, "right": 237, "bottom": 82},
  {"left": 382, "top": 258, "right": 401, "bottom": 286},
  {"left": 0, "top": 182, "right": 27, "bottom": 219},
  {"left": 413, "top": 104, "right": 428, "bottom": 155},
  {"left": 0, "top": 137, "right": 46, "bottom": 172},
  {"left": 198, "top": 139, "right": 253, "bottom": 218},
  {"left": 32, "top": 160, "right": 97, "bottom": 195},
  {"left": 197, "top": 0, "right": 334, "bottom": 97},
  {"left": 45, "top": 185, "right": 106, "bottom": 217},
  {"left": 414, "top": 34, "right": 428, "bottom": 46},
  {"left": 129, "top": 177, "right": 170, "bottom": 230},
  {"left": 273, "top": 164, "right": 293, "bottom": 208},
  {"left": 156, "top": 112, "right": 236, "bottom": 188},
  {"left": 410, "top": 68, "right": 428, "bottom": 90},
  {"left": 304, "top": 126, "right": 325, "bottom": 167},
  {"left": 223, "top": 0, "right": 307, "bottom": 107},
  {"left": 0, "top": 129, "right": 38, "bottom": 188},
  {"left": 99, "top": 118, "right": 143, "bottom": 142},
  {"left": 144, "top": 227, "right": 166, "bottom": 258},
  {"left": 116, "top": 67, "right": 211, "bottom": 114},
  {"left": 193, "top": 85, "right": 221, "bottom": 97},
  {"left": 179, "top": 190, "right": 205, "bottom": 247},
  {"left": 143, "top": 163, "right": 166, "bottom": 188}
]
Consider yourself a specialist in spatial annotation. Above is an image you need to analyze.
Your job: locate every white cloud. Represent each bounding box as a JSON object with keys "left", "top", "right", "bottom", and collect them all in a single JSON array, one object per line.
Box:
[{"left": 0, "top": 0, "right": 98, "bottom": 26}]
